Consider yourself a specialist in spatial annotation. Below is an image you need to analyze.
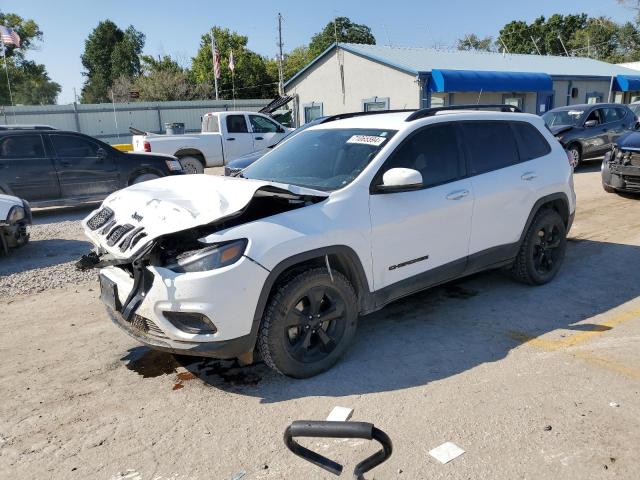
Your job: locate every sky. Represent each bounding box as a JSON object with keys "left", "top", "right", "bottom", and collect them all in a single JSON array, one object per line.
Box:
[{"left": 6, "top": 0, "right": 638, "bottom": 104}]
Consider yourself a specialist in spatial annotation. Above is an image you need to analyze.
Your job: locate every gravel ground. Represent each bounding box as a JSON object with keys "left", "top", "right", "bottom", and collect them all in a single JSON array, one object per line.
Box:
[{"left": 0, "top": 207, "right": 96, "bottom": 297}]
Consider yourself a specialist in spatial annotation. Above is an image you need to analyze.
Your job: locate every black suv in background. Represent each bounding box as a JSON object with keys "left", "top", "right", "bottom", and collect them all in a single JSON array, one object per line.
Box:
[
  {"left": 542, "top": 103, "right": 637, "bottom": 167},
  {"left": 0, "top": 126, "right": 183, "bottom": 207}
]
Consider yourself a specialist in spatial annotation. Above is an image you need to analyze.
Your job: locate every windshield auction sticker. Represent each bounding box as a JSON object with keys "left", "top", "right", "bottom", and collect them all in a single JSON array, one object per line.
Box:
[{"left": 347, "top": 135, "right": 386, "bottom": 146}]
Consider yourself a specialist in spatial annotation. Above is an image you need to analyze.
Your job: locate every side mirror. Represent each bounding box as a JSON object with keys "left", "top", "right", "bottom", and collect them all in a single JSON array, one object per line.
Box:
[
  {"left": 377, "top": 168, "right": 423, "bottom": 193},
  {"left": 96, "top": 147, "right": 108, "bottom": 158},
  {"left": 584, "top": 119, "right": 598, "bottom": 128},
  {"left": 277, "top": 127, "right": 285, "bottom": 133}
]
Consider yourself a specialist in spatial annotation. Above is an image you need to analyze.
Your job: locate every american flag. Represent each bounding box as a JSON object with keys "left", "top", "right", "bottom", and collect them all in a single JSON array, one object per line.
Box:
[
  {"left": 211, "top": 34, "right": 221, "bottom": 79},
  {"left": 229, "top": 50, "right": 235, "bottom": 73},
  {"left": 0, "top": 25, "right": 20, "bottom": 47}
]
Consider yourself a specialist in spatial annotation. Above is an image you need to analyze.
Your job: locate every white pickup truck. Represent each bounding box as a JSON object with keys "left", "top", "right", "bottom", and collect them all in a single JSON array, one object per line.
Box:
[{"left": 132, "top": 111, "right": 292, "bottom": 174}]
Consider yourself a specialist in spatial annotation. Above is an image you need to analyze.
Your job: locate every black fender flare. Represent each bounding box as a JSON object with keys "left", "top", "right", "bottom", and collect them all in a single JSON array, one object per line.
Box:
[
  {"left": 248, "top": 245, "right": 373, "bottom": 340},
  {"left": 518, "top": 192, "right": 572, "bottom": 245}
]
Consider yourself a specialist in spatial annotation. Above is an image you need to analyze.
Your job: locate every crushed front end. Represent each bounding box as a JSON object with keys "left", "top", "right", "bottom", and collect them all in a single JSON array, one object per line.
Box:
[
  {"left": 603, "top": 135, "right": 640, "bottom": 193},
  {"left": 77, "top": 175, "right": 328, "bottom": 361}
]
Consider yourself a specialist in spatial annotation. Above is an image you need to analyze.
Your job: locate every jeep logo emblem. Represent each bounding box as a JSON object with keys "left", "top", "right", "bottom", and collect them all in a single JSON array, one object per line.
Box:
[{"left": 132, "top": 212, "right": 143, "bottom": 222}]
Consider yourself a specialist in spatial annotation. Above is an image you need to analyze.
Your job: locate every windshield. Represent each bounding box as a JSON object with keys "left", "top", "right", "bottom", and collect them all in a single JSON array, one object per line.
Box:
[
  {"left": 543, "top": 109, "right": 585, "bottom": 127},
  {"left": 242, "top": 128, "right": 396, "bottom": 191},
  {"left": 629, "top": 104, "right": 640, "bottom": 116}
]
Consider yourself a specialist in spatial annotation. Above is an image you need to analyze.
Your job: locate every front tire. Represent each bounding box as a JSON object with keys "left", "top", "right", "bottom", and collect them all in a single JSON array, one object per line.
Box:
[
  {"left": 258, "top": 267, "right": 358, "bottom": 378},
  {"left": 179, "top": 156, "right": 204, "bottom": 174},
  {"left": 567, "top": 144, "right": 581, "bottom": 168},
  {"left": 511, "top": 209, "right": 567, "bottom": 285}
]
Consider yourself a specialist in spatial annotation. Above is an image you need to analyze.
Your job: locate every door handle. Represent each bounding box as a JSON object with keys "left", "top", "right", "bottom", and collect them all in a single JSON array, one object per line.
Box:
[
  {"left": 521, "top": 172, "right": 537, "bottom": 181},
  {"left": 227, "top": 137, "right": 235, "bottom": 141},
  {"left": 445, "top": 189, "right": 469, "bottom": 200},
  {"left": 60, "top": 161, "right": 72, "bottom": 167},
  {"left": 254, "top": 136, "right": 264, "bottom": 140}
]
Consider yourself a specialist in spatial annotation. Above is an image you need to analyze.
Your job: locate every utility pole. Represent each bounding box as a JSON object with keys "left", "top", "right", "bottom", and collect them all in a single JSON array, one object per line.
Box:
[{"left": 277, "top": 13, "right": 284, "bottom": 96}]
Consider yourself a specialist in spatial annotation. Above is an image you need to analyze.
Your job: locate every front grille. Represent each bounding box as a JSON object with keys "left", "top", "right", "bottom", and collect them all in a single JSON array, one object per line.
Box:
[
  {"left": 87, "top": 207, "right": 114, "bottom": 230},
  {"left": 119, "top": 226, "right": 144, "bottom": 251},
  {"left": 101, "top": 219, "right": 116, "bottom": 235},
  {"left": 130, "top": 314, "right": 168, "bottom": 340},
  {"left": 106, "top": 224, "right": 134, "bottom": 246}
]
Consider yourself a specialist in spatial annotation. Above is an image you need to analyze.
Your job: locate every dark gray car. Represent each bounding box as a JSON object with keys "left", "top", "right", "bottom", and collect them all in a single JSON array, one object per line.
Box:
[
  {"left": 542, "top": 103, "right": 637, "bottom": 167},
  {"left": 0, "top": 126, "right": 184, "bottom": 207}
]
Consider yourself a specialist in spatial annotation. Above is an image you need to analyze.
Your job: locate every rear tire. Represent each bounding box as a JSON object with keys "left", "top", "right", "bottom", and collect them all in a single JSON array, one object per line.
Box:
[
  {"left": 511, "top": 209, "right": 567, "bottom": 285},
  {"left": 179, "top": 156, "right": 204, "bottom": 174},
  {"left": 258, "top": 267, "right": 358, "bottom": 378},
  {"left": 131, "top": 173, "right": 160, "bottom": 184}
]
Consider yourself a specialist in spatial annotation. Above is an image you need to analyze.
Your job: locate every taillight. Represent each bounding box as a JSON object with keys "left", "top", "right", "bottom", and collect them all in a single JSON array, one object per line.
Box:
[{"left": 143, "top": 141, "right": 151, "bottom": 152}]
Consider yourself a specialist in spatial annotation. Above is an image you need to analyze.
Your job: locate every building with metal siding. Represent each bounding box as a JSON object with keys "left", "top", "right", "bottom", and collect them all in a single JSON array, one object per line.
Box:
[{"left": 285, "top": 43, "right": 640, "bottom": 123}]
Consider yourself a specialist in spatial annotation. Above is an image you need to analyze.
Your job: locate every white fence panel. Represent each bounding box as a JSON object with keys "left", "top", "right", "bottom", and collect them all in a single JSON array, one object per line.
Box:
[{"left": 1, "top": 99, "right": 269, "bottom": 144}]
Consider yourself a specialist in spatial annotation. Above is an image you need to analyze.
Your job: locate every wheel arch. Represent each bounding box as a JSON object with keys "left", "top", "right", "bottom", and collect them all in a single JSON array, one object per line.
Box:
[
  {"left": 250, "top": 246, "right": 374, "bottom": 337},
  {"left": 519, "top": 192, "right": 572, "bottom": 246},
  {"left": 174, "top": 149, "right": 205, "bottom": 165}
]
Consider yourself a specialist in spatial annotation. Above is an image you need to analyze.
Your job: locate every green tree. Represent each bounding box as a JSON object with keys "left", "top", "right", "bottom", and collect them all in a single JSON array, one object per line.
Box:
[
  {"left": 308, "top": 17, "right": 376, "bottom": 57},
  {"left": 457, "top": 34, "right": 494, "bottom": 51},
  {"left": 80, "top": 20, "right": 145, "bottom": 103},
  {"left": 498, "top": 14, "right": 588, "bottom": 55},
  {"left": 265, "top": 45, "right": 313, "bottom": 85},
  {"left": 190, "top": 27, "right": 276, "bottom": 99},
  {"left": 0, "top": 11, "right": 60, "bottom": 105}
]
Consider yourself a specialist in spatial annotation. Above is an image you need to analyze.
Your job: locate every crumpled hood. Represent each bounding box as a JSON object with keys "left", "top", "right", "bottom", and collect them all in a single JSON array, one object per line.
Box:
[
  {"left": 549, "top": 125, "right": 573, "bottom": 136},
  {"left": 82, "top": 175, "right": 328, "bottom": 259}
]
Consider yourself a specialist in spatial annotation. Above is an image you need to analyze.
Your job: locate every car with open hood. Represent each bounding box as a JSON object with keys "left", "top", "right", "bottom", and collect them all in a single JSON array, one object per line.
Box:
[
  {"left": 542, "top": 103, "right": 637, "bottom": 167},
  {"left": 79, "top": 105, "right": 576, "bottom": 378},
  {"left": 602, "top": 130, "right": 640, "bottom": 194},
  {"left": 0, "top": 193, "right": 31, "bottom": 254}
]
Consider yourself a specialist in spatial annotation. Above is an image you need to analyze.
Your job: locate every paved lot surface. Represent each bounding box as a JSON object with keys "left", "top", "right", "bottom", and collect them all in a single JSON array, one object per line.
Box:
[{"left": 1, "top": 165, "right": 639, "bottom": 479}]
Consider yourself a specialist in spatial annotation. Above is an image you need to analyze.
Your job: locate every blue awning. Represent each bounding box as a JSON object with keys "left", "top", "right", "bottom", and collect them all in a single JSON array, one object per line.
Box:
[
  {"left": 428, "top": 69, "right": 553, "bottom": 93},
  {"left": 613, "top": 75, "right": 640, "bottom": 92}
]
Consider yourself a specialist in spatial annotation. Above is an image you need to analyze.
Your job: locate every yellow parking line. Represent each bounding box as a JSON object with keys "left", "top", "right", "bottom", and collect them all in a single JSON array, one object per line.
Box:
[
  {"left": 558, "top": 309, "right": 640, "bottom": 348},
  {"left": 508, "top": 308, "right": 640, "bottom": 380}
]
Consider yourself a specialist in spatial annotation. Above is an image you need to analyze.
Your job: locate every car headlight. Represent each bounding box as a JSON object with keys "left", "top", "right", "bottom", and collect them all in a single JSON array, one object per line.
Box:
[
  {"left": 8, "top": 206, "right": 25, "bottom": 224},
  {"left": 165, "top": 239, "right": 247, "bottom": 273},
  {"left": 165, "top": 159, "right": 183, "bottom": 171}
]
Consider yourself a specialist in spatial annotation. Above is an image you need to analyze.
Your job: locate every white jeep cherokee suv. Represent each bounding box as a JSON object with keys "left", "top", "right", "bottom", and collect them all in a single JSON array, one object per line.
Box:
[{"left": 80, "top": 105, "right": 576, "bottom": 378}]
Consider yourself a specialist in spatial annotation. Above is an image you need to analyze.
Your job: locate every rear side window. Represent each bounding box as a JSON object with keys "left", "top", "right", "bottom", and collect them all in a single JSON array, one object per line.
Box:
[
  {"left": 226, "top": 115, "right": 248, "bottom": 133},
  {"left": 603, "top": 108, "right": 623, "bottom": 123},
  {"left": 381, "top": 123, "right": 462, "bottom": 188},
  {"left": 461, "top": 122, "right": 519, "bottom": 175},
  {"left": 511, "top": 122, "right": 551, "bottom": 161},
  {"left": 51, "top": 135, "right": 99, "bottom": 157},
  {"left": 0, "top": 135, "right": 45, "bottom": 158},
  {"left": 203, "top": 115, "right": 219, "bottom": 133}
]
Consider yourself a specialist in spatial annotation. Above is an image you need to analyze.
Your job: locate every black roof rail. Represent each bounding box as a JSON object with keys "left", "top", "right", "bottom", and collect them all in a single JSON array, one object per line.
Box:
[
  {"left": 405, "top": 104, "right": 522, "bottom": 122},
  {"left": 321, "top": 109, "right": 416, "bottom": 124},
  {"left": 0, "top": 124, "right": 57, "bottom": 130}
]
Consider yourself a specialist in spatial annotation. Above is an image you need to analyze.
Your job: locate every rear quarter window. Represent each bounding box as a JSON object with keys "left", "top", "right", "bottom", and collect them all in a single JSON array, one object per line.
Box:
[
  {"left": 511, "top": 122, "right": 551, "bottom": 161},
  {"left": 0, "top": 134, "right": 46, "bottom": 158},
  {"left": 461, "top": 122, "right": 520, "bottom": 175}
]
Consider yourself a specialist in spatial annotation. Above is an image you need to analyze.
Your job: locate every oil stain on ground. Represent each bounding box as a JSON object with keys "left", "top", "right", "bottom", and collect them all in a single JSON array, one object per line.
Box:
[{"left": 122, "top": 347, "right": 264, "bottom": 387}]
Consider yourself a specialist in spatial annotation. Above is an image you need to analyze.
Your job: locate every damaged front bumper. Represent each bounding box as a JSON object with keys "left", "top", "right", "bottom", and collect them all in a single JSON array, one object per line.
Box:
[{"left": 95, "top": 254, "right": 269, "bottom": 359}]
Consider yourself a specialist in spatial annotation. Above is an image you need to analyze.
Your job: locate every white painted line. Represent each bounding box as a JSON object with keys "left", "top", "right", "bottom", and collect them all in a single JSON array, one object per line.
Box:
[
  {"left": 326, "top": 406, "right": 353, "bottom": 422},
  {"left": 429, "top": 442, "right": 466, "bottom": 464}
]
